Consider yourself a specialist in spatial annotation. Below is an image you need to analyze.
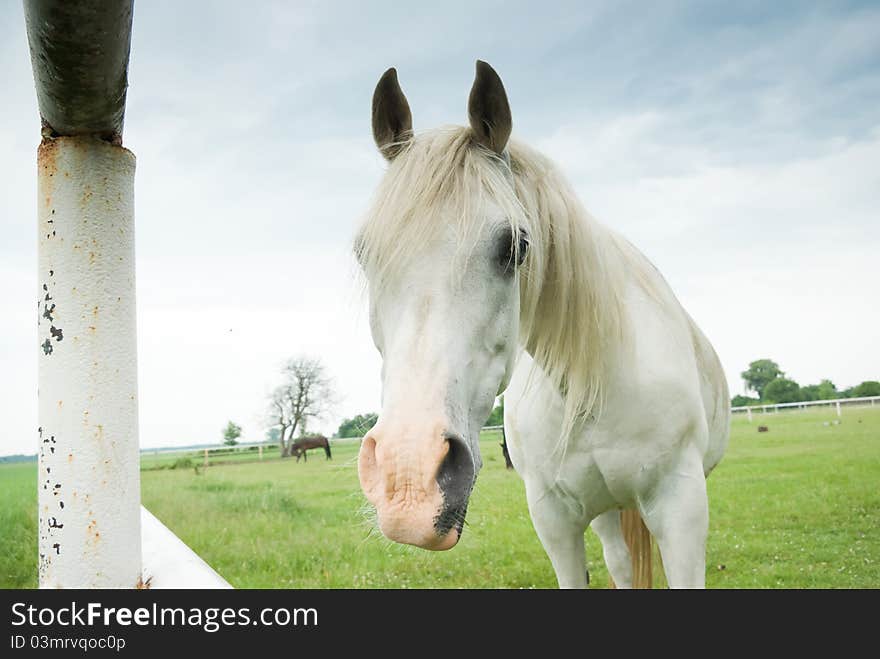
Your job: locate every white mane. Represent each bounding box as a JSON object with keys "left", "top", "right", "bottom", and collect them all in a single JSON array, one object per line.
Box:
[{"left": 357, "top": 126, "right": 662, "bottom": 437}]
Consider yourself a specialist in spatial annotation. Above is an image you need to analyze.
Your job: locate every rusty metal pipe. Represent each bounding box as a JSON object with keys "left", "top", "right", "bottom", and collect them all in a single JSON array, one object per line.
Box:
[
  {"left": 37, "top": 136, "right": 141, "bottom": 588},
  {"left": 26, "top": 0, "right": 141, "bottom": 588}
]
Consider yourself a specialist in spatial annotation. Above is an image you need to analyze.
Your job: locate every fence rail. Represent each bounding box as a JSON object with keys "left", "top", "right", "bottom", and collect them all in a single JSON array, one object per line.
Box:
[
  {"left": 141, "top": 425, "right": 509, "bottom": 468},
  {"left": 731, "top": 395, "right": 879, "bottom": 420}
]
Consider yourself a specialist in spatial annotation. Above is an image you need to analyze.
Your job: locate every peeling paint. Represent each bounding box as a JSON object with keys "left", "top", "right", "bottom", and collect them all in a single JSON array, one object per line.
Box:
[{"left": 37, "top": 136, "right": 141, "bottom": 588}]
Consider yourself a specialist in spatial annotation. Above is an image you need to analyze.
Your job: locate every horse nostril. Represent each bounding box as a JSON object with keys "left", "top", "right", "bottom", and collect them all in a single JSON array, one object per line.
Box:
[
  {"left": 436, "top": 433, "right": 475, "bottom": 514},
  {"left": 357, "top": 435, "right": 381, "bottom": 498}
]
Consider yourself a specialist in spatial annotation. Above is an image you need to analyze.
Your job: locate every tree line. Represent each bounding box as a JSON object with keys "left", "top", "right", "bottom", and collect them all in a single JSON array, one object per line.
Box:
[
  {"left": 227, "top": 355, "right": 878, "bottom": 447},
  {"left": 733, "top": 358, "right": 880, "bottom": 406}
]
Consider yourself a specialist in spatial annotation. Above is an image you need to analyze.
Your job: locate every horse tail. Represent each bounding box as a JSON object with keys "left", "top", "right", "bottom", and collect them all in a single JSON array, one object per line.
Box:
[
  {"left": 324, "top": 439, "right": 332, "bottom": 460},
  {"left": 620, "top": 510, "right": 653, "bottom": 589}
]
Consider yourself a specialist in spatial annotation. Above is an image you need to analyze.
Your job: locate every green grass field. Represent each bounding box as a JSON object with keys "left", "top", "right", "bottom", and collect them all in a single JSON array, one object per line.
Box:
[{"left": 2, "top": 408, "right": 878, "bottom": 588}]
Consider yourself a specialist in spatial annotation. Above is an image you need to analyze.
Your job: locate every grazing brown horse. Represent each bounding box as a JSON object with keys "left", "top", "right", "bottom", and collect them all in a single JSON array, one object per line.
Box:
[{"left": 291, "top": 435, "right": 332, "bottom": 462}]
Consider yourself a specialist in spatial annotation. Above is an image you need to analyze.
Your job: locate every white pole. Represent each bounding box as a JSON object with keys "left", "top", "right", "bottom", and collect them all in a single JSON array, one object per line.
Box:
[
  {"left": 259, "top": 444, "right": 263, "bottom": 460},
  {"left": 747, "top": 407, "right": 752, "bottom": 422},
  {"left": 836, "top": 401, "right": 841, "bottom": 417},
  {"left": 38, "top": 136, "right": 141, "bottom": 588}
]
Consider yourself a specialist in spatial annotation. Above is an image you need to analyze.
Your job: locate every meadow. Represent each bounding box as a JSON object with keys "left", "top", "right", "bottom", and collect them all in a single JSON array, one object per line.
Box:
[{"left": 2, "top": 407, "right": 878, "bottom": 588}]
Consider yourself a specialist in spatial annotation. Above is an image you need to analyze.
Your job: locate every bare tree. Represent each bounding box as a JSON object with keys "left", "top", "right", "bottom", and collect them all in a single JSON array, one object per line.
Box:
[{"left": 268, "top": 356, "right": 335, "bottom": 458}]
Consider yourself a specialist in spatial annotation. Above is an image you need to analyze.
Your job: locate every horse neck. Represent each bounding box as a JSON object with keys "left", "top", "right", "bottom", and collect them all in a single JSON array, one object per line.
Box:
[{"left": 511, "top": 148, "right": 628, "bottom": 427}]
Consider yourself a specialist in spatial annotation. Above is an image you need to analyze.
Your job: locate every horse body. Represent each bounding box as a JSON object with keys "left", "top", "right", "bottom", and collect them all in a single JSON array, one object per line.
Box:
[
  {"left": 504, "top": 256, "right": 729, "bottom": 587},
  {"left": 356, "top": 61, "right": 729, "bottom": 587},
  {"left": 291, "top": 435, "right": 332, "bottom": 462}
]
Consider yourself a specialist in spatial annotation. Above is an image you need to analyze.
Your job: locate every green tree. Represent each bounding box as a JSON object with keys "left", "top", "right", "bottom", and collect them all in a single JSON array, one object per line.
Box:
[
  {"left": 486, "top": 396, "right": 504, "bottom": 426},
  {"left": 336, "top": 413, "right": 379, "bottom": 439},
  {"left": 851, "top": 381, "right": 880, "bottom": 397},
  {"left": 816, "top": 379, "right": 838, "bottom": 400},
  {"left": 741, "top": 359, "right": 784, "bottom": 399},
  {"left": 731, "top": 394, "right": 759, "bottom": 407},
  {"left": 762, "top": 378, "right": 801, "bottom": 404},
  {"left": 223, "top": 420, "right": 242, "bottom": 446},
  {"left": 800, "top": 379, "right": 837, "bottom": 401}
]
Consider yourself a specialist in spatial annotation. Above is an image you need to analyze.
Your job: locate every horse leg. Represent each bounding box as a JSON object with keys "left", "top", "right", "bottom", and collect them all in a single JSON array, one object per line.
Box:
[
  {"left": 637, "top": 450, "right": 708, "bottom": 589},
  {"left": 526, "top": 486, "right": 588, "bottom": 588},
  {"left": 591, "top": 510, "right": 632, "bottom": 588}
]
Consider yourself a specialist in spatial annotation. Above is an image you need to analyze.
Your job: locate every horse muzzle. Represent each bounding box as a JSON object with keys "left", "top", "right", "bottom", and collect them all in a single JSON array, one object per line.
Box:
[{"left": 358, "top": 425, "right": 475, "bottom": 551}]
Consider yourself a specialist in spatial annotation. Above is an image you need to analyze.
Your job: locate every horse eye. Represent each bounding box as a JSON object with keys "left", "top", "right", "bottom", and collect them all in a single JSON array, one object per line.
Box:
[
  {"left": 497, "top": 227, "right": 529, "bottom": 274},
  {"left": 516, "top": 231, "right": 529, "bottom": 266}
]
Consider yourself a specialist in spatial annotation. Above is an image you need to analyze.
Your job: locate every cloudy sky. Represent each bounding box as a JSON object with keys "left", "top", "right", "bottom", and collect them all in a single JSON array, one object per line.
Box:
[{"left": 1, "top": 1, "right": 878, "bottom": 456}]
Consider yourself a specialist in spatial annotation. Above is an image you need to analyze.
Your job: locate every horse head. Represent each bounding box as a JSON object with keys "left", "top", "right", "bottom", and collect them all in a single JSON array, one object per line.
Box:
[{"left": 355, "top": 62, "right": 527, "bottom": 550}]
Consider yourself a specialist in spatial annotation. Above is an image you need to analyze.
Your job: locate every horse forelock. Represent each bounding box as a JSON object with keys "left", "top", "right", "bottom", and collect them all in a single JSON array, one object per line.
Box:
[{"left": 357, "top": 125, "right": 660, "bottom": 444}]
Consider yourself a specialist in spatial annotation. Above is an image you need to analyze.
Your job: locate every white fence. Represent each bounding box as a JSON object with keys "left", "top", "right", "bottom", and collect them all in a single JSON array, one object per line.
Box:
[{"left": 731, "top": 395, "right": 879, "bottom": 420}]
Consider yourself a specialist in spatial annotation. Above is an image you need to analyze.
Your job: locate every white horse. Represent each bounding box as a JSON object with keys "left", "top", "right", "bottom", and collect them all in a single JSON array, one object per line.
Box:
[{"left": 356, "top": 61, "right": 729, "bottom": 588}]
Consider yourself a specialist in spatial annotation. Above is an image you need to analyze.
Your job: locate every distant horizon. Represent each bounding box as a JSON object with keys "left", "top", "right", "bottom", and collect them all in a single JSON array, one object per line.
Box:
[{"left": 5, "top": 389, "right": 879, "bottom": 461}]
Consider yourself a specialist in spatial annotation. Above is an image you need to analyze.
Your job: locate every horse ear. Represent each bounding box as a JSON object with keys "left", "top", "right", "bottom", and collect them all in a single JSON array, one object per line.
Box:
[
  {"left": 372, "top": 67, "right": 413, "bottom": 160},
  {"left": 468, "top": 60, "right": 512, "bottom": 155}
]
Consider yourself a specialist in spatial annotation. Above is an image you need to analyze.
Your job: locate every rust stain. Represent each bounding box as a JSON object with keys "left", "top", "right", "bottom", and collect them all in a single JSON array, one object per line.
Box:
[
  {"left": 86, "top": 518, "right": 101, "bottom": 545},
  {"left": 88, "top": 251, "right": 96, "bottom": 265},
  {"left": 94, "top": 424, "right": 104, "bottom": 441},
  {"left": 67, "top": 453, "right": 73, "bottom": 463},
  {"left": 92, "top": 305, "right": 99, "bottom": 317},
  {"left": 38, "top": 140, "right": 59, "bottom": 176},
  {"left": 135, "top": 575, "right": 153, "bottom": 589},
  {"left": 57, "top": 400, "right": 63, "bottom": 409}
]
